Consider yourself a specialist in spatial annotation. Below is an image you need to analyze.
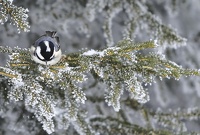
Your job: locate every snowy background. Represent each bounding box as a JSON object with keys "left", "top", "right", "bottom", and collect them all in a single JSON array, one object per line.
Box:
[{"left": 1, "top": 0, "right": 200, "bottom": 134}]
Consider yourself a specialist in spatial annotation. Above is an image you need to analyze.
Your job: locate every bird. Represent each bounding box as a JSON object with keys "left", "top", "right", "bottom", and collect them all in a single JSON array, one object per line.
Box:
[{"left": 30, "top": 31, "right": 62, "bottom": 65}]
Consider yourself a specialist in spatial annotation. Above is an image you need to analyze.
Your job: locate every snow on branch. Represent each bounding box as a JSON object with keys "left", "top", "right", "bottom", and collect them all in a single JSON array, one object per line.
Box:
[
  {"left": 0, "top": 0, "right": 30, "bottom": 32},
  {"left": 0, "top": 38, "right": 199, "bottom": 133}
]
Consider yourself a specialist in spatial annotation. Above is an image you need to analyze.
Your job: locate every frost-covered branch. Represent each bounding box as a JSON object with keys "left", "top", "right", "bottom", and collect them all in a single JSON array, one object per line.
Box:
[
  {"left": 149, "top": 107, "right": 200, "bottom": 133},
  {"left": 0, "top": 0, "right": 30, "bottom": 32},
  {"left": 89, "top": 116, "right": 171, "bottom": 135},
  {"left": 0, "top": 38, "right": 199, "bottom": 134}
]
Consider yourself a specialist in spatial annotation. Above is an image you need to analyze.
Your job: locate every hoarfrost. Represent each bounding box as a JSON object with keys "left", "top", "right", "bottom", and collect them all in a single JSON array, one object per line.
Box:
[
  {"left": 125, "top": 77, "right": 150, "bottom": 104},
  {"left": 105, "top": 82, "right": 124, "bottom": 112},
  {"left": 11, "top": 74, "right": 24, "bottom": 88},
  {"left": 82, "top": 49, "right": 104, "bottom": 57},
  {"left": 72, "top": 88, "right": 87, "bottom": 104}
]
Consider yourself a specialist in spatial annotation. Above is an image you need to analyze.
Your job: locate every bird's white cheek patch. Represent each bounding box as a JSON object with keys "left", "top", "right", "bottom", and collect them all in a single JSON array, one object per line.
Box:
[
  {"left": 36, "top": 46, "right": 44, "bottom": 60},
  {"left": 50, "top": 50, "right": 55, "bottom": 59}
]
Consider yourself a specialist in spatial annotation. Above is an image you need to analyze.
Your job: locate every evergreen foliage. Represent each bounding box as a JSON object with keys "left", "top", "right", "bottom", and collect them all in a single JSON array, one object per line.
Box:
[
  {"left": 0, "top": 0, "right": 29, "bottom": 32},
  {"left": 0, "top": 0, "right": 199, "bottom": 135}
]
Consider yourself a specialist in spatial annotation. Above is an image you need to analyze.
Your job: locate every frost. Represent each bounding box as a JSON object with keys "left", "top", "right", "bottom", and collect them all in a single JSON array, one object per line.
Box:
[
  {"left": 72, "top": 87, "right": 87, "bottom": 104},
  {"left": 11, "top": 74, "right": 24, "bottom": 88},
  {"left": 82, "top": 47, "right": 120, "bottom": 57},
  {"left": 41, "top": 118, "right": 55, "bottom": 134},
  {"left": 0, "top": 0, "right": 30, "bottom": 32},
  {"left": 153, "top": 39, "right": 159, "bottom": 47},
  {"left": 125, "top": 77, "right": 150, "bottom": 104},
  {"left": 105, "top": 82, "right": 124, "bottom": 112},
  {"left": 7, "top": 0, "right": 13, "bottom": 3},
  {"left": 82, "top": 49, "right": 104, "bottom": 57}
]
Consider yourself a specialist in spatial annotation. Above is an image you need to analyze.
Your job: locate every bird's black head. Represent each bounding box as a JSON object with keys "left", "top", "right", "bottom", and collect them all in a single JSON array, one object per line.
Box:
[{"left": 35, "top": 40, "right": 55, "bottom": 61}]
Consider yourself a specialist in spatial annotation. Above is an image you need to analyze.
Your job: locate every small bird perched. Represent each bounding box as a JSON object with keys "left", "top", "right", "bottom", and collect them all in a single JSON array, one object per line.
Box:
[{"left": 30, "top": 31, "right": 62, "bottom": 65}]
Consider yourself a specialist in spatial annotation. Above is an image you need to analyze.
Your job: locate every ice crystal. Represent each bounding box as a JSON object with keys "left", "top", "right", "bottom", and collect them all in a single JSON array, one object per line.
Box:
[
  {"left": 105, "top": 82, "right": 124, "bottom": 112},
  {"left": 25, "top": 83, "right": 55, "bottom": 134},
  {"left": 8, "top": 73, "right": 24, "bottom": 101},
  {"left": 82, "top": 49, "right": 104, "bottom": 57},
  {"left": 0, "top": 0, "right": 30, "bottom": 32},
  {"left": 125, "top": 76, "right": 150, "bottom": 104}
]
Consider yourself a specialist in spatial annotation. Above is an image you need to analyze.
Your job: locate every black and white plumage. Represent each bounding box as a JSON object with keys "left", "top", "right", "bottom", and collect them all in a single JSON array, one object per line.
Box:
[{"left": 30, "top": 31, "right": 62, "bottom": 65}]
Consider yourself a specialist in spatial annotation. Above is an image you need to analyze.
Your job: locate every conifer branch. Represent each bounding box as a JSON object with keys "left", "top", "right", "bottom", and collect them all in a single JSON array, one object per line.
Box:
[
  {"left": 0, "top": 39, "right": 198, "bottom": 117},
  {"left": 0, "top": 0, "right": 30, "bottom": 32},
  {"left": 0, "top": 45, "right": 29, "bottom": 54},
  {"left": 89, "top": 116, "right": 172, "bottom": 135}
]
